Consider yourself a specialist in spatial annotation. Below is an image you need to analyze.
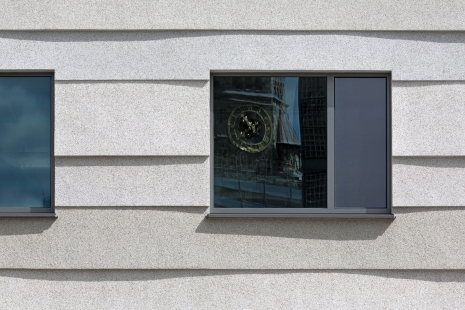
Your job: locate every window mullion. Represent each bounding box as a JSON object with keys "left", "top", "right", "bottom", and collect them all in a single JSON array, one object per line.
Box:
[{"left": 327, "top": 75, "right": 335, "bottom": 210}]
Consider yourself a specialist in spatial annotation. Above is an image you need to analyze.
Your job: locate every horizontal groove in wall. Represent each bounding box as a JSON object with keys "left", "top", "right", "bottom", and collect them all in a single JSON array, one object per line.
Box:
[
  {"left": 54, "top": 80, "right": 465, "bottom": 85},
  {"left": 2, "top": 29, "right": 465, "bottom": 32},
  {"left": 54, "top": 155, "right": 210, "bottom": 158},
  {"left": 101, "top": 156, "right": 458, "bottom": 160},
  {"left": 55, "top": 79, "right": 210, "bottom": 83},
  {"left": 52, "top": 155, "right": 465, "bottom": 158},
  {"left": 2, "top": 269, "right": 463, "bottom": 308},
  {"left": 51, "top": 206, "right": 465, "bottom": 211},
  {"left": 1, "top": 30, "right": 464, "bottom": 34},
  {"left": 54, "top": 156, "right": 208, "bottom": 165},
  {"left": 392, "top": 80, "right": 465, "bottom": 84},
  {"left": 0, "top": 207, "right": 464, "bottom": 269},
  {"left": 54, "top": 206, "right": 208, "bottom": 211},
  {"left": 2, "top": 31, "right": 465, "bottom": 81},
  {"left": 54, "top": 79, "right": 465, "bottom": 84},
  {"left": 54, "top": 80, "right": 465, "bottom": 84},
  {"left": 0, "top": 268, "right": 465, "bottom": 276},
  {"left": 393, "top": 156, "right": 465, "bottom": 158}
]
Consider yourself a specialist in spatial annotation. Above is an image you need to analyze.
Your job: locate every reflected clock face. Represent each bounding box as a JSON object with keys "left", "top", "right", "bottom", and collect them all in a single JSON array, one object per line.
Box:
[{"left": 228, "top": 105, "right": 272, "bottom": 153}]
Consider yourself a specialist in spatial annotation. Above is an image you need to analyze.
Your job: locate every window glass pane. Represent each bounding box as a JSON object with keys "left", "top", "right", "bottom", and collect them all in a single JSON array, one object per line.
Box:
[
  {"left": 0, "top": 76, "right": 51, "bottom": 208},
  {"left": 334, "top": 77, "right": 386, "bottom": 208},
  {"left": 213, "top": 76, "right": 327, "bottom": 208}
]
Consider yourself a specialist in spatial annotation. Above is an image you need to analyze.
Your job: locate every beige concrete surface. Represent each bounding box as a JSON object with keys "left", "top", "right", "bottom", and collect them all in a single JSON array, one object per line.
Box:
[
  {"left": 55, "top": 81, "right": 210, "bottom": 156},
  {"left": 392, "top": 82, "right": 465, "bottom": 156},
  {"left": 0, "top": 207, "right": 463, "bottom": 269},
  {"left": 393, "top": 157, "right": 465, "bottom": 207},
  {"left": 55, "top": 157, "right": 209, "bottom": 207},
  {"left": 1, "top": 0, "right": 465, "bottom": 31},
  {"left": 1, "top": 31, "right": 464, "bottom": 80},
  {"left": 1, "top": 270, "right": 465, "bottom": 309}
]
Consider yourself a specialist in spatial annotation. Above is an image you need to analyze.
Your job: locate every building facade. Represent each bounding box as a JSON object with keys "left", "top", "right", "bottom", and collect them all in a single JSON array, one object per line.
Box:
[{"left": 1, "top": 1, "right": 465, "bottom": 308}]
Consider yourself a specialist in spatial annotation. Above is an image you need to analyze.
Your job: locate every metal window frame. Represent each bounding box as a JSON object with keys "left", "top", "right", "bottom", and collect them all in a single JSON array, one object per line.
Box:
[
  {"left": 0, "top": 72, "right": 56, "bottom": 217},
  {"left": 209, "top": 72, "right": 393, "bottom": 219}
]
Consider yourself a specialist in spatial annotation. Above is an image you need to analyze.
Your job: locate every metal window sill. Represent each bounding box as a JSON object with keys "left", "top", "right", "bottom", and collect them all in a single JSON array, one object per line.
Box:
[
  {"left": 0, "top": 213, "right": 57, "bottom": 218},
  {"left": 207, "top": 213, "right": 395, "bottom": 219}
]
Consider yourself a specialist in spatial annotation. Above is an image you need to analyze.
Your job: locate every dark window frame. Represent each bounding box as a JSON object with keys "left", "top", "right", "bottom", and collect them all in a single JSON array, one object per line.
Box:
[
  {"left": 0, "top": 72, "right": 55, "bottom": 217},
  {"left": 209, "top": 72, "right": 393, "bottom": 218}
]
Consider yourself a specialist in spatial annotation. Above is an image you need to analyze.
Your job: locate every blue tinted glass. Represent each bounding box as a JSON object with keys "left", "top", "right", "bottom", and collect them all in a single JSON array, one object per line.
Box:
[{"left": 0, "top": 76, "right": 51, "bottom": 208}]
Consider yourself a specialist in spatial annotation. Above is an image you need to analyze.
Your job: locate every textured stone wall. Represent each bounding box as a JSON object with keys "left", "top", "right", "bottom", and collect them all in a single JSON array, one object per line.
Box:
[
  {"left": 1, "top": 0, "right": 464, "bottom": 30},
  {"left": 1, "top": 2, "right": 464, "bottom": 308},
  {"left": 1, "top": 270, "right": 465, "bottom": 309}
]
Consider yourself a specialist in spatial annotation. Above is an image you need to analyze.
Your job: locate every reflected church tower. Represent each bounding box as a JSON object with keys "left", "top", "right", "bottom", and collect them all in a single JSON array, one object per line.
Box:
[{"left": 213, "top": 76, "right": 305, "bottom": 208}]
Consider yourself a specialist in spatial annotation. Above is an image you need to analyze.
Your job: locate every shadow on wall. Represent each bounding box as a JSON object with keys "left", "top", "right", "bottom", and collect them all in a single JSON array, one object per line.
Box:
[
  {"left": 56, "top": 80, "right": 208, "bottom": 88},
  {"left": 2, "top": 270, "right": 464, "bottom": 283},
  {"left": 0, "top": 218, "right": 55, "bottom": 235},
  {"left": 195, "top": 216, "right": 393, "bottom": 241},
  {"left": 0, "top": 206, "right": 394, "bottom": 240},
  {"left": 0, "top": 31, "right": 464, "bottom": 44},
  {"left": 55, "top": 156, "right": 209, "bottom": 167},
  {"left": 393, "top": 157, "right": 465, "bottom": 168}
]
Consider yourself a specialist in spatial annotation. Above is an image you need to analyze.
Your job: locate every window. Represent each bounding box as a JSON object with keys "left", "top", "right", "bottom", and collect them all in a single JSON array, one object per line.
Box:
[
  {"left": 0, "top": 73, "right": 54, "bottom": 216},
  {"left": 210, "top": 74, "right": 392, "bottom": 218}
]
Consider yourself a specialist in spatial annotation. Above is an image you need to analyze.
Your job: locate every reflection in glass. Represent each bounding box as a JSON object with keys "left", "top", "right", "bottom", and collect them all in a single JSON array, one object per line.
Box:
[
  {"left": 0, "top": 76, "right": 51, "bottom": 208},
  {"left": 214, "top": 77, "right": 327, "bottom": 208}
]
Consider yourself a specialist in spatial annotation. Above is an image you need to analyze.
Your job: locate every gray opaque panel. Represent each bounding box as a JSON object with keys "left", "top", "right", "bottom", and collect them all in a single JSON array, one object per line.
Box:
[
  {"left": 0, "top": 77, "right": 51, "bottom": 208},
  {"left": 335, "top": 78, "right": 386, "bottom": 208}
]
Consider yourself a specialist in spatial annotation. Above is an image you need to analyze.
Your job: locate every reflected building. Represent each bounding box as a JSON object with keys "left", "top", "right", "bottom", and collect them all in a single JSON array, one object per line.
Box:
[
  {"left": 213, "top": 77, "right": 303, "bottom": 208},
  {"left": 298, "top": 77, "right": 327, "bottom": 208}
]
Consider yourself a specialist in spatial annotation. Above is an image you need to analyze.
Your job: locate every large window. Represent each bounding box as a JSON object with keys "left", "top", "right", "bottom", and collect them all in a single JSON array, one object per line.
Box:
[
  {"left": 210, "top": 74, "right": 392, "bottom": 217},
  {"left": 0, "top": 73, "right": 54, "bottom": 216}
]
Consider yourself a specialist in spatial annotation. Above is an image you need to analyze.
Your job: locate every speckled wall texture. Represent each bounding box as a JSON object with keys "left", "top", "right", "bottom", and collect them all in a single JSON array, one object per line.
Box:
[
  {"left": 55, "top": 157, "right": 209, "bottom": 206},
  {"left": 54, "top": 81, "right": 465, "bottom": 157},
  {"left": 0, "top": 208, "right": 463, "bottom": 269},
  {"left": 1, "top": 0, "right": 464, "bottom": 30},
  {"left": 392, "top": 81, "right": 465, "bottom": 156},
  {"left": 1, "top": 32, "right": 465, "bottom": 80},
  {"left": 1, "top": 270, "right": 465, "bottom": 309},
  {"left": 55, "top": 81, "right": 210, "bottom": 156},
  {"left": 1, "top": 1, "right": 465, "bottom": 308}
]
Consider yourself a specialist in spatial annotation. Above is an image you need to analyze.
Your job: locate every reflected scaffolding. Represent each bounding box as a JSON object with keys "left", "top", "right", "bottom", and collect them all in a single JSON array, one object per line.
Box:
[{"left": 213, "top": 76, "right": 327, "bottom": 208}]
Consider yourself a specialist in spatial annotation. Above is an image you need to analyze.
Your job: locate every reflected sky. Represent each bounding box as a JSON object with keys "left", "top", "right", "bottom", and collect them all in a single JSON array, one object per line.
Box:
[
  {"left": 284, "top": 77, "right": 300, "bottom": 139},
  {"left": 0, "top": 76, "right": 51, "bottom": 207}
]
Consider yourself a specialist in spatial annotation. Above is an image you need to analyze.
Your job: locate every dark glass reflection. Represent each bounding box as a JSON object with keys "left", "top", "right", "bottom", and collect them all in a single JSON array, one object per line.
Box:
[
  {"left": 0, "top": 76, "right": 51, "bottom": 208},
  {"left": 214, "top": 77, "right": 327, "bottom": 208},
  {"left": 335, "top": 78, "right": 387, "bottom": 208}
]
